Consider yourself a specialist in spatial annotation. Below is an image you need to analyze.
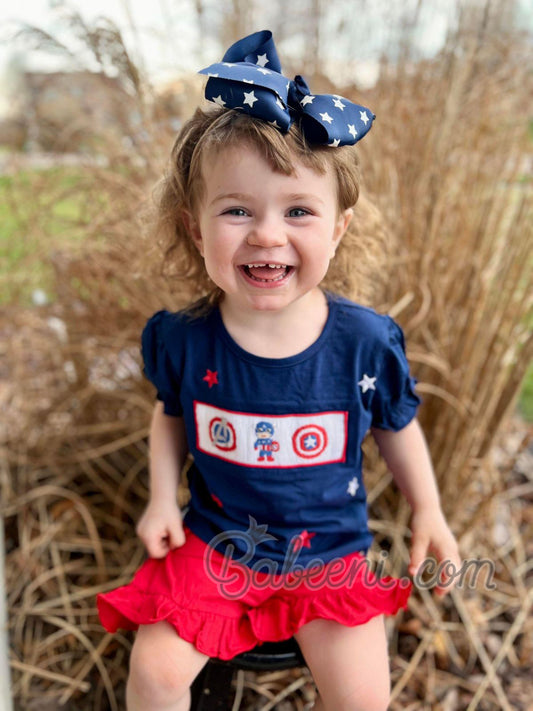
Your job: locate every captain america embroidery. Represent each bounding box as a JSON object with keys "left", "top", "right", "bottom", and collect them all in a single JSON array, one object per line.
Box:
[
  {"left": 209, "top": 417, "right": 237, "bottom": 451},
  {"left": 254, "top": 421, "right": 279, "bottom": 462},
  {"left": 194, "top": 401, "right": 348, "bottom": 468}
]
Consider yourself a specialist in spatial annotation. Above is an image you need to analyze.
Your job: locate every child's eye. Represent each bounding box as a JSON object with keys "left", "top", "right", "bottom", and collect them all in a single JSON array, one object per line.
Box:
[
  {"left": 224, "top": 207, "right": 248, "bottom": 217},
  {"left": 288, "top": 207, "right": 310, "bottom": 218}
]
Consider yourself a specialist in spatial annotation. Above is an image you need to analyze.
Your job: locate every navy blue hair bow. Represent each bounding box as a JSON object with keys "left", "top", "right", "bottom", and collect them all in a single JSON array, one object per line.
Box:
[{"left": 199, "top": 30, "right": 374, "bottom": 147}]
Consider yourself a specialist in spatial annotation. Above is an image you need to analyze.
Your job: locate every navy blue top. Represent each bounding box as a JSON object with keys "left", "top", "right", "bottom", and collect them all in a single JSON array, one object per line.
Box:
[{"left": 141, "top": 293, "right": 421, "bottom": 570}]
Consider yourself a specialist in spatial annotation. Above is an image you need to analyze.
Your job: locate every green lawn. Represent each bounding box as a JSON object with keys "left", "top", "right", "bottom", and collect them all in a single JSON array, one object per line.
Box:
[{"left": 0, "top": 167, "right": 106, "bottom": 304}]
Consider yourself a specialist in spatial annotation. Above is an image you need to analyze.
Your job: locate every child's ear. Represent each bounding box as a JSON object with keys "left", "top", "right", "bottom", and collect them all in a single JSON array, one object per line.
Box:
[
  {"left": 331, "top": 207, "right": 353, "bottom": 256},
  {"left": 182, "top": 210, "right": 204, "bottom": 256}
]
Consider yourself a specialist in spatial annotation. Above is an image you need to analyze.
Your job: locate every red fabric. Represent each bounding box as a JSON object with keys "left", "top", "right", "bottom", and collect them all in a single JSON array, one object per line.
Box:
[{"left": 97, "top": 530, "right": 411, "bottom": 661}]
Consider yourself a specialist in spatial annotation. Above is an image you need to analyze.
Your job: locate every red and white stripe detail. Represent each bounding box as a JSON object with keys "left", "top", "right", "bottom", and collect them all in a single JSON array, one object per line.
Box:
[{"left": 194, "top": 401, "right": 348, "bottom": 468}]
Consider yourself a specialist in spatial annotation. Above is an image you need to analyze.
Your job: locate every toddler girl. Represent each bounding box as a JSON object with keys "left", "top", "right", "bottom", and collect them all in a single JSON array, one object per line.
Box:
[{"left": 98, "top": 30, "right": 460, "bottom": 711}]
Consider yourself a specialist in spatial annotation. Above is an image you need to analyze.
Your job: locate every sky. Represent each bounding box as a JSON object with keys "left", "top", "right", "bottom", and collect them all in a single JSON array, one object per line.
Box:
[
  {"left": 1, "top": 0, "right": 532, "bottom": 107},
  {"left": 2, "top": 0, "right": 201, "bottom": 78},
  {"left": 1, "top": 0, "right": 455, "bottom": 79}
]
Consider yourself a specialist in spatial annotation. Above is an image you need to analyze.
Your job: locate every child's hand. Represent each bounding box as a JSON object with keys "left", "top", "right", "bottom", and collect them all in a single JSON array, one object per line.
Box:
[
  {"left": 136, "top": 499, "right": 186, "bottom": 558},
  {"left": 409, "top": 507, "right": 461, "bottom": 597}
]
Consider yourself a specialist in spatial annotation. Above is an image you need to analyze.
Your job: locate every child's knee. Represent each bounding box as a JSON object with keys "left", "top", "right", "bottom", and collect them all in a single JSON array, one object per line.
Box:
[
  {"left": 127, "top": 626, "right": 201, "bottom": 705},
  {"left": 128, "top": 646, "right": 187, "bottom": 704},
  {"left": 337, "top": 685, "right": 390, "bottom": 711}
]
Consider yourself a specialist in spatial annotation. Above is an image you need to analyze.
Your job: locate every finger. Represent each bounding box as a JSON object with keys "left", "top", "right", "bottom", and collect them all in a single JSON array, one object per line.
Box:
[
  {"left": 168, "top": 522, "right": 186, "bottom": 550},
  {"left": 434, "top": 559, "right": 456, "bottom": 596},
  {"left": 144, "top": 532, "right": 170, "bottom": 559},
  {"left": 409, "top": 534, "right": 430, "bottom": 577},
  {"left": 434, "top": 544, "right": 462, "bottom": 596}
]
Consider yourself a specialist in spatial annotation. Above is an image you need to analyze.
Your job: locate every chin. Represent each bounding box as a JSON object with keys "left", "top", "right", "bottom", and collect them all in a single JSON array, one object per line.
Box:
[{"left": 244, "top": 293, "right": 295, "bottom": 312}]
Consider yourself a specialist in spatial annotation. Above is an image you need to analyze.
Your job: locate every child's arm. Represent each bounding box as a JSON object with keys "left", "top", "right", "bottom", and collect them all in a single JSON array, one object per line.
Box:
[
  {"left": 136, "top": 401, "right": 188, "bottom": 558},
  {"left": 371, "top": 418, "right": 461, "bottom": 595}
]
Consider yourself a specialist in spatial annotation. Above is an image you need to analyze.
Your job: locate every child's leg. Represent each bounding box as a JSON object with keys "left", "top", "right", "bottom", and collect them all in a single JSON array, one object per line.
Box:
[
  {"left": 294, "top": 615, "right": 390, "bottom": 711},
  {"left": 126, "top": 621, "right": 209, "bottom": 711}
]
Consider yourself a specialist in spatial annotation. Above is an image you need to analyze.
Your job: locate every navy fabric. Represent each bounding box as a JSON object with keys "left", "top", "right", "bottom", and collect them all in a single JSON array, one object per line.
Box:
[
  {"left": 141, "top": 294, "right": 421, "bottom": 569},
  {"left": 199, "top": 30, "right": 375, "bottom": 147}
]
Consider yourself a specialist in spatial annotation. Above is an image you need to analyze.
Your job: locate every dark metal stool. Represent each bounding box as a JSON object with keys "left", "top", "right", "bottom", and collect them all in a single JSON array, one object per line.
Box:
[{"left": 190, "top": 637, "right": 306, "bottom": 710}]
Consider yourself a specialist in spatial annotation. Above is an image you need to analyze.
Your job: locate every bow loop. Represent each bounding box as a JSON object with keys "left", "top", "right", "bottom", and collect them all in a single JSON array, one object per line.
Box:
[
  {"left": 221, "top": 29, "right": 282, "bottom": 73},
  {"left": 198, "top": 31, "right": 375, "bottom": 147}
]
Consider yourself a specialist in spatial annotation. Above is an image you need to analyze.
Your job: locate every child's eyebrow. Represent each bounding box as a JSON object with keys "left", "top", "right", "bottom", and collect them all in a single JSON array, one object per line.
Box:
[
  {"left": 286, "top": 193, "right": 325, "bottom": 205},
  {"left": 211, "top": 192, "right": 250, "bottom": 205},
  {"left": 211, "top": 192, "right": 325, "bottom": 206}
]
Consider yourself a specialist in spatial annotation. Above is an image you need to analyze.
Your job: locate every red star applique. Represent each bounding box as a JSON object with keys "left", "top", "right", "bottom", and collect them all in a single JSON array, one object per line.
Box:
[
  {"left": 203, "top": 369, "right": 219, "bottom": 388},
  {"left": 297, "top": 530, "right": 316, "bottom": 549},
  {"left": 211, "top": 493, "right": 223, "bottom": 508}
]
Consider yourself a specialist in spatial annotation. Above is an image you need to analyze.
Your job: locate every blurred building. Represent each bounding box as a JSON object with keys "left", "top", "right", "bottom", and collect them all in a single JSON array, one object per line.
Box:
[{"left": 0, "top": 68, "right": 141, "bottom": 153}]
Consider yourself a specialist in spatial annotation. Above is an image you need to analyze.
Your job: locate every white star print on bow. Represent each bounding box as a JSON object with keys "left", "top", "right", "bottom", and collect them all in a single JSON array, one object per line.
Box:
[{"left": 243, "top": 90, "right": 258, "bottom": 107}]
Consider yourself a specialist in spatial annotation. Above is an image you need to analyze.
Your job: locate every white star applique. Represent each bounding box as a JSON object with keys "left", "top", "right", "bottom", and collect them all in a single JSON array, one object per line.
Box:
[
  {"left": 360, "top": 110, "right": 370, "bottom": 125},
  {"left": 275, "top": 97, "right": 285, "bottom": 110},
  {"left": 320, "top": 112, "right": 333, "bottom": 124},
  {"left": 269, "top": 120, "right": 281, "bottom": 128},
  {"left": 207, "top": 72, "right": 219, "bottom": 78},
  {"left": 358, "top": 374, "right": 377, "bottom": 393},
  {"left": 347, "top": 477, "right": 359, "bottom": 497},
  {"left": 242, "top": 78, "right": 254, "bottom": 84},
  {"left": 256, "top": 53, "right": 269, "bottom": 67},
  {"left": 348, "top": 124, "right": 358, "bottom": 138},
  {"left": 300, "top": 95, "right": 315, "bottom": 106},
  {"left": 243, "top": 90, "right": 258, "bottom": 107},
  {"left": 333, "top": 98, "right": 345, "bottom": 110},
  {"left": 222, "top": 62, "right": 235, "bottom": 67},
  {"left": 256, "top": 67, "right": 271, "bottom": 75},
  {"left": 328, "top": 138, "right": 341, "bottom": 147},
  {"left": 211, "top": 95, "right": 226, "bottom": 107}
]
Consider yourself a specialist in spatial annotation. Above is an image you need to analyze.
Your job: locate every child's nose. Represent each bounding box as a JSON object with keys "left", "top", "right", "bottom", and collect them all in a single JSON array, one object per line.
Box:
[{"left": 246, "top": 215, "right": 287, "bottom": 248}]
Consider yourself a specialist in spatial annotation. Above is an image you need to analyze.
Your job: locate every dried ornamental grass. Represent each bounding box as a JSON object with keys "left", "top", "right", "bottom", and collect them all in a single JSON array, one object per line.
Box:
[{"left": 2, "top": 13, "right": 533, "bottom": 711}]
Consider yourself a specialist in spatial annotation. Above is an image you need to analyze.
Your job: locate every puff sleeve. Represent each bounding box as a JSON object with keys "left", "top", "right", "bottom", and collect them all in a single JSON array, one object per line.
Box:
[
  {"left": 141, "top": 311, "right": 183, "bottom": 417},
  {"left": 370, "top": 317, "right": 421, "bottom": 431}
]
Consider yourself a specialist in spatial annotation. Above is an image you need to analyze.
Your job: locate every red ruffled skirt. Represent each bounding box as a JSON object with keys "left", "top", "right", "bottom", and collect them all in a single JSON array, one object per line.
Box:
[{"left": 97, "top": 529, "right": 411, "bottom": 660}]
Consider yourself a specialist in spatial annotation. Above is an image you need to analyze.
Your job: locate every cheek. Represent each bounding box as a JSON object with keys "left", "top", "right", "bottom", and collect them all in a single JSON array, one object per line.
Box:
[
  {"left": 202, "top": 245, "right": 239, "bottom": 287},
  {"left": 204, "top": 240, "right": 231, "bottom": 266}
]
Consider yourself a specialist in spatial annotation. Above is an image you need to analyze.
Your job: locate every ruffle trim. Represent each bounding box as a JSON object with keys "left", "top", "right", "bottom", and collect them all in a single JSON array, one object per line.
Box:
[
  {"left": 97, "top": 587, "right": 258, "bottom": 660},
  {"left": 250, "top": 577, "right": 411, "bottom": 646},
  {"left": 97, "top": 576, "right": 411, "bottom": 661}
]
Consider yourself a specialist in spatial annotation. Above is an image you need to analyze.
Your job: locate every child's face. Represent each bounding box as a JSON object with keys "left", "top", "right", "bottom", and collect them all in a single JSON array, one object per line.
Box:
[{"left": 189, "top": 144, "right": 352, "bottom": 314}]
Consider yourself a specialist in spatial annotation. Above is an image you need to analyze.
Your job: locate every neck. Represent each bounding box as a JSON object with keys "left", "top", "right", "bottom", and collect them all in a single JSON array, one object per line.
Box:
[{"left": 219, "top": 289, "right": 329, "bottom": 358}]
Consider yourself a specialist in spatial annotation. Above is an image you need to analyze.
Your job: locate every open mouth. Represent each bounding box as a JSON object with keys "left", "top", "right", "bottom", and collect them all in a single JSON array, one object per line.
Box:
[{"left": 240, "top": 263, "right": 294, "bottom": 283}]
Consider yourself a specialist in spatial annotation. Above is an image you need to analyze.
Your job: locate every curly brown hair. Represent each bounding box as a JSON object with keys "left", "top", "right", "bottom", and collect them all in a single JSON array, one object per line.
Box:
[{"left": 152, "top": 106, "right": 388, "bottom": 312}]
